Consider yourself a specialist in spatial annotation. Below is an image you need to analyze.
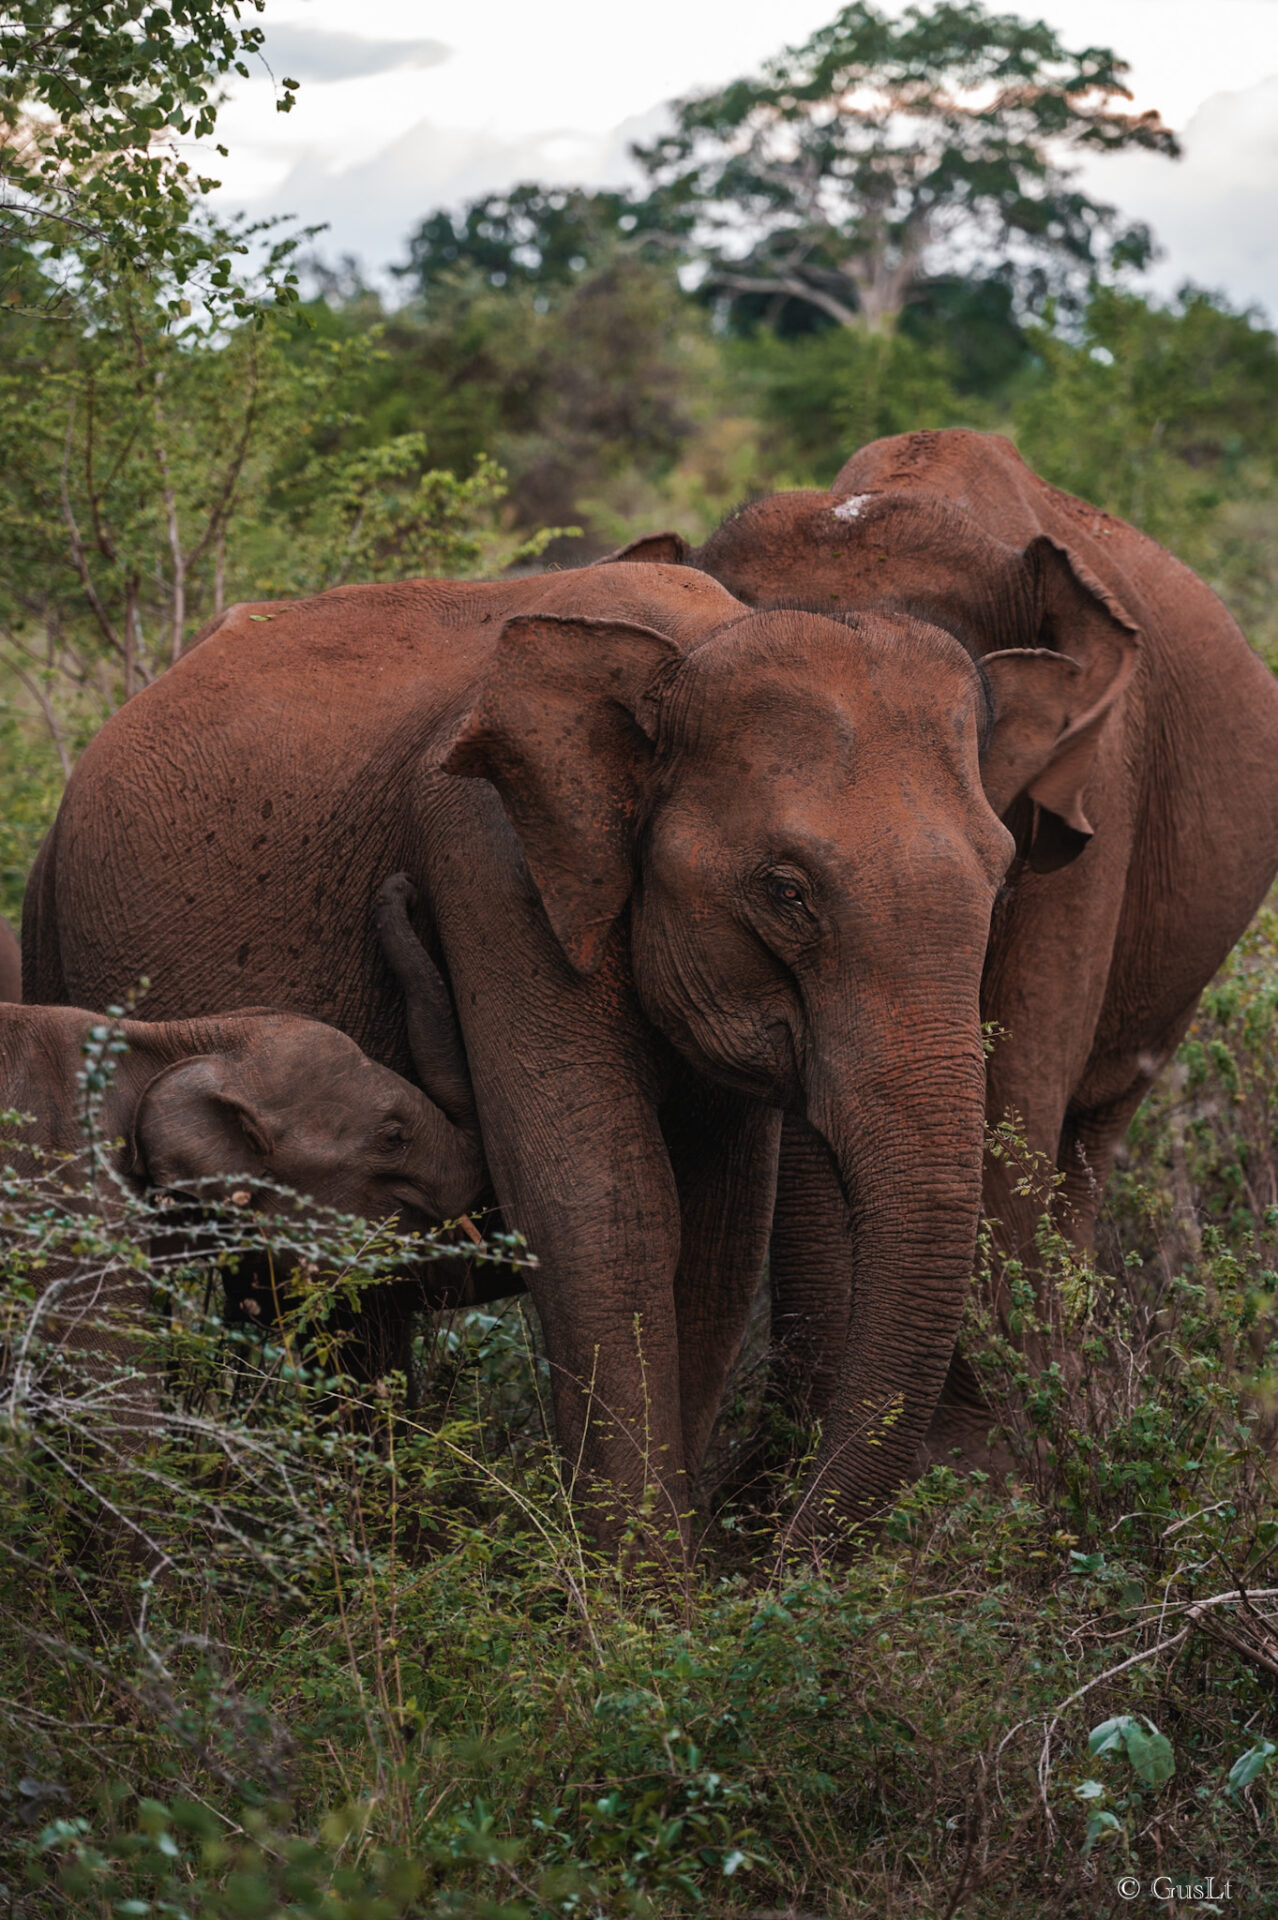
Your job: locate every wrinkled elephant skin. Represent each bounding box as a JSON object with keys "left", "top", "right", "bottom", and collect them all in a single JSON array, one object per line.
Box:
[
  {"left": 26, "top": 561, "right": 1126, "bottom": 1536},
  {"left": 613, "top": 430, "right": 1278, "bottom": 1454}
]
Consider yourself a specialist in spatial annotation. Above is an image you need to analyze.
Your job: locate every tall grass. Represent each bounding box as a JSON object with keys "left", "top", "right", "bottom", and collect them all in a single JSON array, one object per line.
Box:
[{"left": 2, "top": 921, "right": 1277, "bottom": 1916}]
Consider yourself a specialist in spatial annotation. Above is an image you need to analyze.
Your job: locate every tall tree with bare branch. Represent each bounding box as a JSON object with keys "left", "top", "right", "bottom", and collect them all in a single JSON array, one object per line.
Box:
[{"left": 636, "top": 0, "right": 1179, "bottom": 333}]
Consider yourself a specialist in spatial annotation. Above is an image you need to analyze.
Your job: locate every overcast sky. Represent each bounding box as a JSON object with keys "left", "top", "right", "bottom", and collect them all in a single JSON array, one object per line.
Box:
[{"left": 206, "top": 0, "right": 1278, "bottom": 316}]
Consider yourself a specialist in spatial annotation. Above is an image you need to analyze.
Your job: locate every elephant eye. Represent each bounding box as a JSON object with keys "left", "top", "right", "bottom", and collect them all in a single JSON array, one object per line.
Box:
[
  {"left": 764, "top": 868, "right": 813, "bottom": 915},
  {"left": 380, "top": 1122, "right": 410, "bottom": 1153}
]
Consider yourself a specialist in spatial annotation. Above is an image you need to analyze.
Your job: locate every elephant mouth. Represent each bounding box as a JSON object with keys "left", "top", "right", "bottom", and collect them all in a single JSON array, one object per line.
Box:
[
  {"left": 646, "top": 985, "right": 803, "bottom": 1108},
  {"left": 382, "top": 1185, "right": 441, "bottom": 1226},
  {"left": 721, "top": 1018, "right": 804, "bottom": 1111}
]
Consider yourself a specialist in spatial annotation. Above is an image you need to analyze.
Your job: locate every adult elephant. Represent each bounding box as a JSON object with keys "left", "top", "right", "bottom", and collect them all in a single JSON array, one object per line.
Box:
[
  {"left": 24, "top": 561, "right": 1120, "bottom": 1538},
  {"left": 612, "top": 429, "right": 1278, "bottom": 1440}
]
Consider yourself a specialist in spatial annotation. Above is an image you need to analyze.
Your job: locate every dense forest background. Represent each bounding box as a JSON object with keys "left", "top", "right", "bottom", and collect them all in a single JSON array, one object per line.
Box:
[
  {"left": 4, "top": 5, "right": 1278, "bottom": 1914},
  {"left": 4, "top": 2, "right": 1277, "bottom": 923}
]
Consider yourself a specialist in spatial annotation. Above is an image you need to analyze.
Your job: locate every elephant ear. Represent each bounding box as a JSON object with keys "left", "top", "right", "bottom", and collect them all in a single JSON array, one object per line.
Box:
[
  {"left": 443, "top": 614, "right": 684, "bottom": 974},
  {"left": 981, "top": 537, "right": 1140, "bottom": 872},
  {"left": 599, "top": 530, "right": 692, "bottom": 566},
  {"left": 132, "top": 1054, "right": 273, "bottom": 1195}
]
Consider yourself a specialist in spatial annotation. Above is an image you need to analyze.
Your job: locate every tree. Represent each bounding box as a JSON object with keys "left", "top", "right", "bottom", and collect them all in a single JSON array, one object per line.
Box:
[
  {"left": 635, "top": 0, "right": 1179, "bottom": 332},
  {"left": 0, "top": 259, "right": 520, "bottom": 768},
  {"left": 0, "top": 275, "right": 272, "bottom": 729},
  {"left": 396, "top": 183, "right": 679, "bottom": 301},
  {"left": 1013, "top": 285, "right": 1278, "bottom": 553},
  {"left": 1, "top": 0, "right": 299, "bottom": 306},
  {"left": 316, "top": 239, "right": 718, "bottom": 552}
]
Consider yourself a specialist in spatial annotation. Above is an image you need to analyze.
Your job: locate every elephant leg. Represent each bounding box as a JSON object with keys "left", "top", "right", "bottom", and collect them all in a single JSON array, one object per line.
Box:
[
  {"left": 919, "top": 845, "right": 1129, "bottom": 1467},
  {"left": 925, "top": 994, "right": 1198, "bottom": 1475},
  {"left": 423, "top": 803, "right": 693, "bottom": 1551},
  {"left": 767, "top": 1115, "right": 854, "bottom": 1425},
  {"left": 922, "top": 1065, "right": 1082, "bottom": 1471},
  {"left": 1057, "top": 998, "right": 1201, "bottom": 1248},
  {"left": 480, "top": 1086, "right": 687, "bottom": 1548},
  {"left": 978, "top": 827, "right": 1135, "bottom": 1257},
  {"left": 924, "top": 1017, "right": 1200, "bottom": 1473},
  {"left": 659, "top": 1072, "right": 782, "bottom": 1489}
]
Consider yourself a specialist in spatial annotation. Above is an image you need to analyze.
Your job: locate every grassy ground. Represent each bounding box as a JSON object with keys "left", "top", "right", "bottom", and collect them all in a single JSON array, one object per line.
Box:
[{"left": 1, "top": 912, "right": 1277, "bottom": 1917}]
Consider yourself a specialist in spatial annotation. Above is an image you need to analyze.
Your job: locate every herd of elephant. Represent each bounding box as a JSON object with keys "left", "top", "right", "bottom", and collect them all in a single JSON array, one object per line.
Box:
[{"left": 6, "top": 426, "right": 1278, "bottom": 1552}]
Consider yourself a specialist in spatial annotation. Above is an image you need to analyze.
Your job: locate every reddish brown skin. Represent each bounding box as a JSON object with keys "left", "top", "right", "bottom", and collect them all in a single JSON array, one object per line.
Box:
[
  {"left": 1, "top": 1001, "right": 489, "bottom": 1416},
  {"left": 24, "top": 561, "right": 1113, "bottom": 1536},
  {"left": 0, "top": 917, "right": 19, "bottom": 1002},
  {"left": 627, "top": 429, "right": 1278, "bottom": 1452},
  {"left": 0, "top": 1003, "right": 484, "bottom": 1237}
]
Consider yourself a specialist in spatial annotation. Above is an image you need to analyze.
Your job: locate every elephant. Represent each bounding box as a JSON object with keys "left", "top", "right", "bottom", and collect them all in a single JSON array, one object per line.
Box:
[
  {"left": 22, "top": 559, "right": 1120, "bottom": 1539},
  {"left": 5, "top": 879, "right": 484, "bottom": 1223},
  {"left": 1, "top": 991, "right": 486, "bottom": 1243},
  {"left": 1, "top": 950, "right": 488, "bottom": 1556},
  {"left": 2, "top": 871, "right": 491, "bottom": 1397},
  {"left": 0, "top": 917, "right": 19, "bottom": 1002},
  {"left": 610, "top": 428, "right": 1278, "bottom": 1448}
]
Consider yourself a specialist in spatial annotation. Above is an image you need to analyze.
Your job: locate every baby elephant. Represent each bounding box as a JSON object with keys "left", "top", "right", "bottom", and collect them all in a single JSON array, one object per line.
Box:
[
  {"left": 0, "top": 1001, "right": 483, "bottom": 1228},
  {"left": 3, "top": 871, "right": 483, "bottom": 1228},
  {"left": 2, "top": 879, "right": 490, "bottom": 1426}
]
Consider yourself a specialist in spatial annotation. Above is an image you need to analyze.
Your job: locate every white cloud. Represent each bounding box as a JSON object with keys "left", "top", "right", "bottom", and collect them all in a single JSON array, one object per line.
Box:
[
  {"left": 1078, "top": 74, "right": 1278, "bottom": 318},
  {"left": 204, "top": 0, "right": 1278, "bottom": 312},
  {"left": 255, "top": 27, "right": 450, "bottom": 84},
  {"left": 254, "top": 109, "right": 665, "bottom": 278}
]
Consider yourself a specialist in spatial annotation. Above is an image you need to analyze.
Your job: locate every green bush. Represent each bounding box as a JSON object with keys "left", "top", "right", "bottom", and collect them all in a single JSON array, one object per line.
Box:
[
  {"left": 0, "top": 698, "right": 63, "bottom": 926},
  {"left": 5, "top": 942, "right": 1278, "bottom": 1915}
]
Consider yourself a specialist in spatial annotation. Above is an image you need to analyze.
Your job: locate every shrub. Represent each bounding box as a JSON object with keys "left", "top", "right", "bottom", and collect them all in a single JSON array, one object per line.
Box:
[{"left": 4, "top": 934, "right": 1278, "bottom": 1916}]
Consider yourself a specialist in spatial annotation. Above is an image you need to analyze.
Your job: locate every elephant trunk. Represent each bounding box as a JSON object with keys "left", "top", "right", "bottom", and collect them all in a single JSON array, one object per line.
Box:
[
  {"left": 407, "top": 1083, "right": 487, "bottom": 1222},
  {"left": 792, "top": 1010, "right": 987, "bottom": 1543}
]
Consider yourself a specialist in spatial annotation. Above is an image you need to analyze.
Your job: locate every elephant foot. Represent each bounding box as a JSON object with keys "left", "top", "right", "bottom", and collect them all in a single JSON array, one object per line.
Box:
[{"left": 915, "top": 1348, "right": 1017, "bottom": 1483}]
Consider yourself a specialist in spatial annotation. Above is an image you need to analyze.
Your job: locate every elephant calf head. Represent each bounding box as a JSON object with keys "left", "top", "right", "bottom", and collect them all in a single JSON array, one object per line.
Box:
[
  {"left": 132, "top": 1010, "right": 484, "bottom": 1230},
  {"left": 444, "top": 596, "right": 1125, "bottom": 1522}
]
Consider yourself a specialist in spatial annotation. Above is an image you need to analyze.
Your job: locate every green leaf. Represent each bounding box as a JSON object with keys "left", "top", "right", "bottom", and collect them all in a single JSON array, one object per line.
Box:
[
  {"left": 1082, "top": 1808, "right": 1122, "bottom": 1856},
  {"left": 1088, "top": 1714, "right": 1174, "bottom": 1786},
  {"left": 1088, "top": 1715, "right": 1131, "bottom": 1757},
  {"left": 1228, "top": 1740, "right": 1276, "bottom": 1791},
  {"left": 1124, "top": 1722, "right": 1175, "bottom": 1787}
]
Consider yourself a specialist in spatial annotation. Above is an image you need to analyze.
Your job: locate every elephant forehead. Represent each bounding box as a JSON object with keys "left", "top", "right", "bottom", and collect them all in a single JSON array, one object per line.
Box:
[
  {"left": 676, "top": 670, "right": 859, "bottom": 780},
  {"left": 674, "top": 618, "right": 982, "bottom": 762},
  {"left": 247, "top": 1022, "right": 387, "bottom": 1104},
  {"left": 820, "top": 502, "right": 1028, "bottom": 635},
  {"left": 702, "top": 490, "right": 1027, "bottom": 644}
]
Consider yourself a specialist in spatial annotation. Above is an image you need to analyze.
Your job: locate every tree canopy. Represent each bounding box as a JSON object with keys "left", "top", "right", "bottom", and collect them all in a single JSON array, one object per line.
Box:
[
  {"left": 635, "top": 0, "right": 1179, "bottom": 330},
  {"left": 1, "top": 0, "right": 298, "bottom": 302},
  {"left": 397, "top": 183, "right": 678, "bottom": 301}
]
